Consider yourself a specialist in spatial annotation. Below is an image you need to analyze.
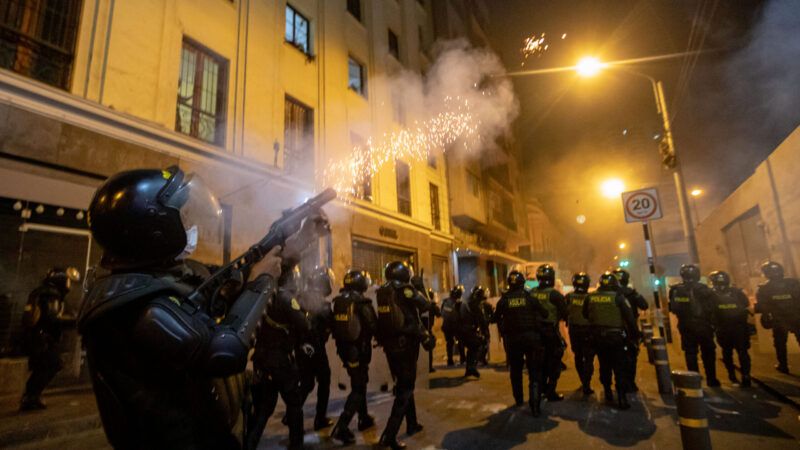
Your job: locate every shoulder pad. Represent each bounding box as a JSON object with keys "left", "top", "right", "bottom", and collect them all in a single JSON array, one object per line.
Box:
[{"left": 78, "top": 273, "right": 188, "bottom": 333}]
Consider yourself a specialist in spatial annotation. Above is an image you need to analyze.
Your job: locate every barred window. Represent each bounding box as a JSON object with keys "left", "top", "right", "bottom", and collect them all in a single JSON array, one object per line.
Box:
[
  {"left": 348, "top": 56, "right": 366, "bottom": 96},
  {"left": 429, "top": 182, "right": 441, "bottom": 230},
  {"left": 284, "top": 95, "right": 314, "bottom": 179},
  {"left": 176, "top": 39, "right": 228, "bottom": 146},
  {"left": 346, "top": 0, "right": 361, "bottom": 21},
  {"left": 0, "top": 0, "right": 82, "bottom": 89},
  {"left": 285, "top": 4, "right": 310, "bottom": 54},
  {"left": 396, "top": 160, "right": 411, "bottom": 216}
]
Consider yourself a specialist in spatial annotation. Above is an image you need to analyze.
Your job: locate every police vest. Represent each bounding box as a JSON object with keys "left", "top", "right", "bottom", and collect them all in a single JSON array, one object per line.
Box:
[
  {"left": 566, "top": 292, "right": 590, "bottom": 327},
  {"left": 533, "top": 288, "right": 558, "bottom": 324},
  {"left": 586, "top": 292, "right": 624, "bottom": 328},
  {"left": 501, "top": 290, "right": 539, "bottom": 335},
  {"left": 332, "top": 291, "right": 362, "bottom": 343}
]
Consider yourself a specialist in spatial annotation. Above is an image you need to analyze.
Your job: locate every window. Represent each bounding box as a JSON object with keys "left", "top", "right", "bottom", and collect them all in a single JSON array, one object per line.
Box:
[
  {"left": 285, "top": 5, "right": 310, "bottom": 54},
  {"left": 429, "top": 183, "right": 441, "bottom": 230},
  {"left": 351, "top": 132, "right": 372, "bottom": 202},
  {"left": 396, "top": 160, "right": 411, "bottom": 216},
  {"left": 427, "top": 154, "right": 437, "bottom": 168},
  {"left": 176, "top": 39, "right": 228, "bottom": 145},
  {"left": 348, "top": 57, "right": 366, "bottom": 96},
  {"left": 347, "top": 0, "right": 361, "bottom": 21},
  {"left": 284, "top": 96, "right": 314, "bottom": 179},
  {"left": 466, "top": 171, "right": 480, "bottom": 197},
  {"left": 388, "top": 29, "right": 400, "bottom": 60},
  {"left": 0, "top": 0, "right": 82, "bottom": 89},
  {"left": 352, "top": 240, "right": 415, "bottom": 286}
]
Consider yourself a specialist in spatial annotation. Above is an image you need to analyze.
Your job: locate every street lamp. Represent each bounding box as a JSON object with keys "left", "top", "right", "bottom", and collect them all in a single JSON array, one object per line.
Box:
[
  {"left": 600, "top": 178, "right": 625, "bottom": 199},
  {"left": 619, "top": 242, "right": 627, "bottom": 250},
  {"left": 690, "top": 188, "right": 703, "bottom": 227},
  {"left": 576, "top": 56, "right": 700, "bottom": 263}
]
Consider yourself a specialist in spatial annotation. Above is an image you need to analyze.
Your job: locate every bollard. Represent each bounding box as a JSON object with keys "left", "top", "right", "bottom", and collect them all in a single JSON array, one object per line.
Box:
[
  {"left": 642, "top": 324, "right": 655, "bottom": 364},
  {"left": 672, "top": 370, "right": 712, "bottom": 450},
  {"left": 651, "top": 337, "right": 673, "bottom": 394}
]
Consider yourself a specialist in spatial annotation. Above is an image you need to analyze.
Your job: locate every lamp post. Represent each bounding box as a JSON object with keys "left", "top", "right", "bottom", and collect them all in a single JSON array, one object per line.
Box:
[
  {"left": 576, "top": 59, "right": 700, "bottom": 263},
  {"left": 690, "top": 189, "right": 703, "bottom": 227}
]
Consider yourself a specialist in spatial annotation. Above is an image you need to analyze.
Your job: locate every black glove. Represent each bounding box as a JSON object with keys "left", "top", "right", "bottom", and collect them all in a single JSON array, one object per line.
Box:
[{"left": 421, "top": 331, "right": 437, "bottom": 351}]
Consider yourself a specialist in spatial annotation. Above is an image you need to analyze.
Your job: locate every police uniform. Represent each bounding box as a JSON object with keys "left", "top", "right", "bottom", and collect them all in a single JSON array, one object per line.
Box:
[
  {"left": 297, "top": 290, "right": 334, "bottom": 430},
  {"left": 756, "top": 277, "right": 800, "bottom": 372},
  {"left": 669, "top": 281, "right": 719, "bottom": 385},
  {"left": 480, "top": 300, "right": 494, "bottom": 365},
  {"left": 376, "top": 275, "right": 429, "bottom": 449},
  {"left": 583, "top": 278, "right": 638, "bottom": 409},
  {"left": 531, "top": 286, "right": 568, "bottom": 400},
  {"left": 566, "top": 290, "right": 595, "bottom": 395},
  {"left": 619, "top": 285, "right": 648, "bottom": 391},
  {"left": 247, "top": 284, "right": 311, "bottom": 450},
  {"left": 712, "top": 285, "right": 751, "bottom": 385},
  {"left": 330, "top": 283, "right": 378, "bottom": 443},
  {"left": 440, "top": 293, "right": 465, "bottom": 365},
  {"left": 494, "top": 286, "right": 548, "bottom": 415},
  {"left": 458, "top": 291, "right": 489, "bottom": 378}
]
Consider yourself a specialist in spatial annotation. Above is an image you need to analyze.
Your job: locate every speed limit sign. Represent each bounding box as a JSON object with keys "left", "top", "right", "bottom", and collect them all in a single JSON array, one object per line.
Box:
[{"left": 621, "top": 187, "right": 663, "bottom": 223}]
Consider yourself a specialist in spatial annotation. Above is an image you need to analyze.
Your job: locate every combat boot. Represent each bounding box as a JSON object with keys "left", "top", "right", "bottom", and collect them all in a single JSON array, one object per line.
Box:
[
  {"left": 530, "top": 383, "right": 542, "bottom": 417},
  {"left": 379, "top": 433, "right": 407, "bottom": 450},
  {"left": 358, "top": 414, "right": 375, "bottom": 431},
  {"left": 617, "top": 389, "right": 630, "bottom": 410},
  {"left": 603, "top": 385, "right": 614, "bottom": 405},
  {"left": 330, "top": 423, "right": 356, "bottom": 445}
]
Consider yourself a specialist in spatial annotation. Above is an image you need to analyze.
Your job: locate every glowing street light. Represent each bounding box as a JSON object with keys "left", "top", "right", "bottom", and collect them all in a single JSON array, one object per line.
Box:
[
  {"left": 575, "top": 56, "right": 605, "bottom": 77},
  {"left": 600, "top": 178, "right": 625, "bottom": 199},
  {"left": 690, "top": 188, "right": 703, "bottom": 197},
  {"left": 619, "top": 242, "right": 627, "bottom": 250},
  {"left": 576, "top": 214, "right": 587, "bottom": 225}
]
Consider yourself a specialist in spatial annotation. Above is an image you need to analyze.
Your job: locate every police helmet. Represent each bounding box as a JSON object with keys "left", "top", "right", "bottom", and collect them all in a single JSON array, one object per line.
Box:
[
  {"left": 470, "top": 285, "right": 488, "bottom": 301},
  {"left": 385, "top": 261, "right": 413, "bottom": 283},
  {"left": 450, "top": 284, "right": 464, "bottom": 300},
  {"left": 507, "top": 271, "right": 526, "bottom": 290},
  {"left": 612, "top": 268, "right": 630, "bottom": 287},
  {"left": 708, "top": 270, "right": 731, "bottom": 289},
  {"left": 599, "top": 271, "right": 620, "bottom": 290},
  {"left": 343, "top": 269, "right": 372, "bottom": 293},
  {"left": 89, "top": 166, "right": 221, "bottom": 269},
  {"left": 306, "top": 266, "right": 335, "bottom": 296},
  {"left": 572, "top": 272, "right": 590, "bottom": 291},
  {"left": 679, "top": 264, "right": 701, "bottom": 283},
  {"left": 536, "top": 264, "right": 556, "bottom": 288},
  {"left": 761, "top": 261, "right": 784, "bottom": 281},
  {"left": 45, "top": 267, "right": 81, "bottom": 291}
]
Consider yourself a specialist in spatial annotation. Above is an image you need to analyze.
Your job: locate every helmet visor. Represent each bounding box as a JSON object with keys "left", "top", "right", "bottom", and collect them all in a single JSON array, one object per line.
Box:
[{"left": 163, "top": 173, "right": 223, "bottom": 238}]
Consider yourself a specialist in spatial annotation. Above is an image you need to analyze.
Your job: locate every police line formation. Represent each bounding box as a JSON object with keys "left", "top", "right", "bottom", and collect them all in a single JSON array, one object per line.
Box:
[{"left": 16, "top": 167, "right": 800, "bottom": 450}]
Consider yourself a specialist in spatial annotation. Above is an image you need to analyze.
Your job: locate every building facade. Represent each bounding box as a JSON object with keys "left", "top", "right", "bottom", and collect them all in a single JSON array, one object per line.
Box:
[{"left": 0, "top": 0, "right": 454, "bottom": 391}]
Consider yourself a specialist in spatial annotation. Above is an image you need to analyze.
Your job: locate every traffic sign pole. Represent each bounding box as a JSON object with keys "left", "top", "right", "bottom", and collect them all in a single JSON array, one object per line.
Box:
[{"left": 642, "top": 221, "right": 672, "bottom": 343}]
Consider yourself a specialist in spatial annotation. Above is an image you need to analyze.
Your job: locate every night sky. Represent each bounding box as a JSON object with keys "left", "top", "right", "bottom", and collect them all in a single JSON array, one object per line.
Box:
[{"left": 484, "top": 0, "right": 800, "bottom": 276}]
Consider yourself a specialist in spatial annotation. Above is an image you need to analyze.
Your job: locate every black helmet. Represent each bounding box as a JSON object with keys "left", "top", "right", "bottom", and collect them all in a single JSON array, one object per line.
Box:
[
  {"left": 450, "top": 284, "right": 464, "bottom": 299},
  {"left": 536, "top": 264, "right": 556, "bottom": 288},
  {"left": 679, "top": 264, "right": 701, "bottom": 283},
  {"left": 45, "top": 267, "right": 81, "bottom": 292},
  {"left": 599, "top": 271, "right": 620, "bottom": 290},
  {"left": 470, "top": 286, "right": 488, "bottom": 301},
  {"left": 572, "top": 272, "right": 590, "bottom": 291},
  {"left": 507, "top": 270, "right": 526, "bottom": 290},
  {"left": 612, "top": 268, "right": 630, "bottom": 287},
  {"left": 306, "top": 266, "right": 335, "bottom": 296},
  {"left": 384, "top": 261, "right": 413, "bottom": 283},
  {"left": 89, "top": 166, "right": 221, "bottom": 269},
  {"left": 343, "top": 269, "right": 372, "bottom": 293},
  {"left": 709, "top": 270, "right": 730, "bottom": 289},
  {"left": 761, "top": 261, "right": 784, "bottom": 281}
]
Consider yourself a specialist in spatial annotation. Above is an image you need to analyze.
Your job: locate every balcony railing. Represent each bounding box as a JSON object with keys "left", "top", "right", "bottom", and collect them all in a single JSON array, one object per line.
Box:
[{"left": 0, "top": 0, "right": 81, "bottom": 90}]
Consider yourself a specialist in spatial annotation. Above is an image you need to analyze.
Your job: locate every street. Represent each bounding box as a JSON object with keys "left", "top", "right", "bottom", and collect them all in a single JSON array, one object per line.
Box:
[{"left": 4, "top": 341, "right": 799, "bottom": 450}]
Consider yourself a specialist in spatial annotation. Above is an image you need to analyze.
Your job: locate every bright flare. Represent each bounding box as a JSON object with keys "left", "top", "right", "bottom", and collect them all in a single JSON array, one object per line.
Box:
[
  {"left": 576, "top": 214, "right": 587, "bottom": 224},
  {"left": 600, "top": 179, "right": 625, "bottom": 199},
  {"left": 576, "top": 56, "right": 604, "bottom": 77},
  {"left": 619, "top": 243, "right": 626, "bottom": 250},
  {"left": 691, "top": 189, "right": 703, "bottom": 197}
]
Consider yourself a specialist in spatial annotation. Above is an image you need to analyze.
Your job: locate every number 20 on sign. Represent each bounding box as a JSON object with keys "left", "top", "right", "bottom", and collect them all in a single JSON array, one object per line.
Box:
[{"left": 621, "top": 188, "right": 663, "bottom": 223}]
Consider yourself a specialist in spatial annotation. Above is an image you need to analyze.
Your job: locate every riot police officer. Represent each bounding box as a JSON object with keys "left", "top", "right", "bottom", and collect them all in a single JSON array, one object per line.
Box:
[
  {"left": 613, "top": 268, "right": 648, "bottom": 392},
  {"left": 709, "top": 271, "right": 752, "bottom": 386},
  {"left": 669, "top": 264, "right": 720, "bottom": 386},
  {"left": 248, "top": 265, "right": 314, "bottom": 450},
  {"left": 330, "top": 270, "right": 377, "bottom": 444},
  {"left": 459, "top": 286, "right": 490, "bottom": 378},
  {"left": 480, "top": 298, "right": 494, "bottom": 366},
  {"left": 440, "top": 285, "right": 465, "bottom": 366},
  {"left": 755, "top": 261, "right": 800, "bottom": 373},
  {"left": 583, "top": 272, "right": 639, "bottom": 409},
  {"left": 376, "top": 261, "right": 431, "bottom": 450},
  {"left": 416, "top": 283, "right": 440, "bottom": 373},
  {"left": 530, "top": 264, "right": 568, "bottom": 401},
  {"left": 565, "top": 272, "right": 595, "bottom": 396},
  {"left": 297, "top": 266, "right": 335, "bottom": 431},
  {"left": 20, "top": 267, "right": 80, "bottom": 411},
  {"left": 494, "top": 271, "right": 548, "bottom": 416},
  {"left": 78, "top": 167, "right": 327, "bottom": 449}
]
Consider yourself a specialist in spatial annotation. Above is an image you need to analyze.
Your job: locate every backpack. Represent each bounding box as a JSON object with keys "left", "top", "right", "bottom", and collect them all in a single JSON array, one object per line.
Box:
[
  {"left": 376, "top": 284, "right": 406, "bottom": 339},
  {"left": 332, "top": 293, "right": 362, "bottom": 343},
  {"left": 440, "top": 298, "right": 461, "bottom": 332}
]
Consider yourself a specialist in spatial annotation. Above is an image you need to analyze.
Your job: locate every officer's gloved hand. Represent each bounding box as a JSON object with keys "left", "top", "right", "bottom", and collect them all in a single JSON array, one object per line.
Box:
[{"left": 301, "top": 343, "right": 315, "bottom": 357}]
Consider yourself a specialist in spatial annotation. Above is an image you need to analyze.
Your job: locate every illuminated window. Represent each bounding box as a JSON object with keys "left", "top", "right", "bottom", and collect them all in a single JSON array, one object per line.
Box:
[
  {"left": 176, "top": 39, "right": 228, "bottom": 145},
  {"left": 348, "top": 57, "right": 366, "bottom": 96},
  {"left": 285, "top": 5, "right": 310, "bottom": 54}
]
